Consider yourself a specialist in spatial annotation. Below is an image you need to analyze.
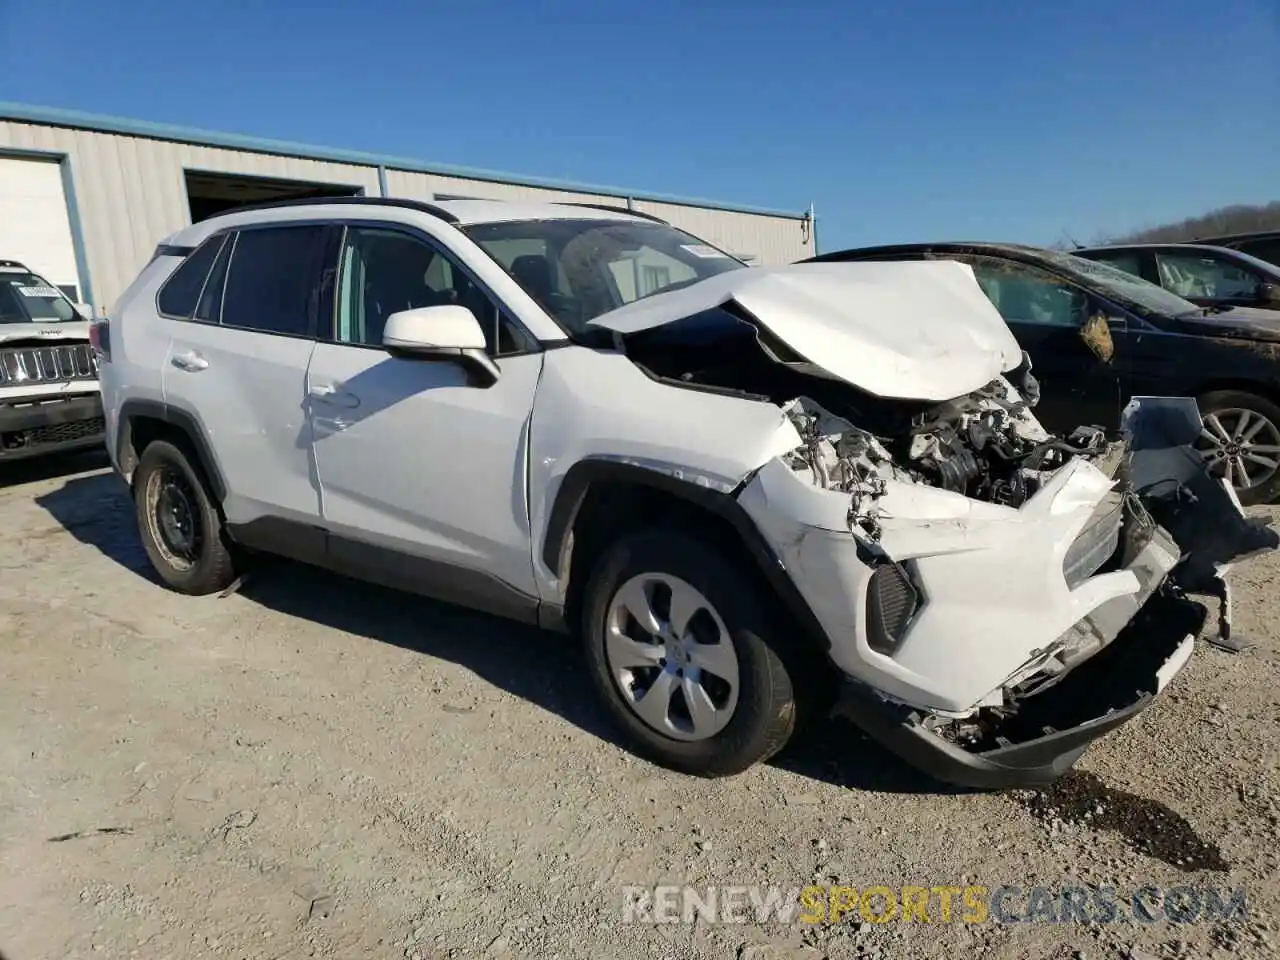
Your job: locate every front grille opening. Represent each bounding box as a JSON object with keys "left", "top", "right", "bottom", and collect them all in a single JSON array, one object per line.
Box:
[
  {"left": 1, "top": 416, "right": 104, "bottom": 451},
  {"left": 0, "top": 344, "right": 98, "bottom": 386}
]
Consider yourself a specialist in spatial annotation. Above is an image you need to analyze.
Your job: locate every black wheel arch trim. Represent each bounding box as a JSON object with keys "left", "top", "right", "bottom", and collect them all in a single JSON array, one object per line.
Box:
[
  {"left": 542, "top": 458, "right": 834, "bottom": 654},
  {"left": 116, "top": 399, "right": 228, "bottom": 503}
]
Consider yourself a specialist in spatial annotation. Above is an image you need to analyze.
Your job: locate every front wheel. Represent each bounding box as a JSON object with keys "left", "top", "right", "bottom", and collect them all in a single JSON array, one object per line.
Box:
[
  {"left": 1196, "top": 390, "right": 1280, "bottom": 506},
  {"left": 580, "top": 530, "right": 802, "bottom": 777}
]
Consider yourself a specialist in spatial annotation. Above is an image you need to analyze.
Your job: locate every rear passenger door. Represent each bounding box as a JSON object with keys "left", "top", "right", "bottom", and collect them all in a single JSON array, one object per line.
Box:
[{"left": 161, "top": 222, "right": 337, "bottom": 529}]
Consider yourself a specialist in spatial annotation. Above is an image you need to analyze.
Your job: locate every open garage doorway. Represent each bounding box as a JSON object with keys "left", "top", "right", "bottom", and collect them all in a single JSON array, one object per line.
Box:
[{"left": 184, "top": 170, "right": 362, "bottom": 222}]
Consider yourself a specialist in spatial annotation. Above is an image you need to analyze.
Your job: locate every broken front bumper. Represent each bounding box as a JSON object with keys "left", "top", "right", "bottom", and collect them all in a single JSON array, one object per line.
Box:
[{"left": 835, "top": 590, "right": 1206, "bottom": 789}]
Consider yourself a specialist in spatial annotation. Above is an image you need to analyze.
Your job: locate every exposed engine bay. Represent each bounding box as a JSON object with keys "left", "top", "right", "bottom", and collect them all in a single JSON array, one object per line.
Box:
[{"left": 780, "top": 378, "right": 1121, "bottom": 532}]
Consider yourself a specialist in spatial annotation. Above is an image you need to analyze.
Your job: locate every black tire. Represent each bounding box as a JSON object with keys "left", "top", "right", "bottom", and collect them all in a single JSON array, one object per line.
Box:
[
  {"left": 1196, "top": 389, "right": 1280, "bottom": 506},
  {"left": 581, "top": 529, "right": 801, "bottom": 777},
  {"left": 133, "top": 439, "right": 237, "bottom": 595}
]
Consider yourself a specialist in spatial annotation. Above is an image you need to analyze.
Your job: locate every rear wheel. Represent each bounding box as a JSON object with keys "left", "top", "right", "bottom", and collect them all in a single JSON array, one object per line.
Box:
[
  {"left": 581, "top": 530, "right": 802, "bottom": 777},
  {"left": 133, "top": 439, "right": 237, "bottom": 594},
  {"left": 1195, "top": 390, "right": 1280, "bottom": 506}
]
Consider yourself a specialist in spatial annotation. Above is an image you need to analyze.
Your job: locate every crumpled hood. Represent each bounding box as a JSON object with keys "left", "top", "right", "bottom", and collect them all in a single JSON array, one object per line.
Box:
[
  {"left": 0, "top": 320, "right": 92, "bottom": 345},
  {"left": 588, "top": 260, "right": 1024, "bottom": 402}
]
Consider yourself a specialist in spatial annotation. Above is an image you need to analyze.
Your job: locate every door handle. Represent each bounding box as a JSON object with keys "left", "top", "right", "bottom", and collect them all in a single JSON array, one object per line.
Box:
[
  {"left": 170, "top": 350, "right": 209, "bottom": 372},
  {"left": 308, "top": 383, "right": 360, "bottom": 409}
]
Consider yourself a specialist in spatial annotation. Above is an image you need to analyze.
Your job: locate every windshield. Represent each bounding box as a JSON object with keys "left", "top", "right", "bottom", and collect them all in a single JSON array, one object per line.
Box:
[
  {"left": 0, "top": 270, "right": 82, "bottom": 324},
  {"left": 1057, "top": 252, "right": 1202, "bottom": 316},
  {"left": 462, "top": 219, "right": 747, "bottom": 334}
]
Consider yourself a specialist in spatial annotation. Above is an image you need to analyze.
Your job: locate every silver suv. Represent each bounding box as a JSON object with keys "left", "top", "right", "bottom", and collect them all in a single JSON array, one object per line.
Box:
[
  {"left": 1, "top": 259, "right": 104, "bottom": 463},
  {"left": 96, "top": 198, "right": 1277, "bottom": 788}
]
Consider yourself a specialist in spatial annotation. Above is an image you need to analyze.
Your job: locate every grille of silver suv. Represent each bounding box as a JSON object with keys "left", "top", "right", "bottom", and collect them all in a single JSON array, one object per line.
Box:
[{"left": 0, "top": 344, "right": 98, "bottom": 386}]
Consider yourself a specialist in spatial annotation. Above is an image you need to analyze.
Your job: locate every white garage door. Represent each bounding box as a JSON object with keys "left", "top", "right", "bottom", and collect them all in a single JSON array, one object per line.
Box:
[{"left": 0, "top": 156, "right": 84, "bottom": 305}]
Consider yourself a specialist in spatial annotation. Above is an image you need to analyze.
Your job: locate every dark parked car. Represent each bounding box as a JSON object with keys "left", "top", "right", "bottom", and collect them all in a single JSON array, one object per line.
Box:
[
  {"left": 1189, "top": 230, "right": 1280, "bottom": 268},
  {"left": 1074, "top": 243, "right": 1280, "bottom": 313},
  {"left": 806, "top": 242, "right": 1280, "bottom": 504}
]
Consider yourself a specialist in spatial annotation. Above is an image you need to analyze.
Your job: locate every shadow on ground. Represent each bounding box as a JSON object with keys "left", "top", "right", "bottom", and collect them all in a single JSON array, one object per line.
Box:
[
  {"left": 0, "top": 448, "right": 111, "bottom": 489},
  {"left": 35, "top": 471, "right": 959, "bottom": 796}
]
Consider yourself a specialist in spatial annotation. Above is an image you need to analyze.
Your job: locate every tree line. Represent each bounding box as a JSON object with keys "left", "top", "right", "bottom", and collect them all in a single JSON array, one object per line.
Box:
[{"left": 1106, "top": 201, "right": 1280, "bottom": 244}]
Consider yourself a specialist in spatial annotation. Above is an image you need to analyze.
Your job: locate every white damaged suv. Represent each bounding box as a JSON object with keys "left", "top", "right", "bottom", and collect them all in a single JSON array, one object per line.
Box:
[{"left": 96, "top": 198, "right": 1278, "bottom": 788}]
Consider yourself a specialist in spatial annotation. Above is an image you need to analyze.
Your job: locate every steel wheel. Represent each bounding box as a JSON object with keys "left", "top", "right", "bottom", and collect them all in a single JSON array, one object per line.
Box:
[
  {"left": 1197, "top": 407, "right": 1280, "bottom": 494},
  {"left": 143, "top": 465, "right": 203, "bottom": 571},
  {"left": 604, "top": 572, "right": 740, "bottom": 742}
]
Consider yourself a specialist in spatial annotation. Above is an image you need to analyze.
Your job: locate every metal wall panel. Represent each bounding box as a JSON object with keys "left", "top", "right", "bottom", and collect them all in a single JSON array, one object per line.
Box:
[
  {"left": 632, "top": 199, "right": 813, "bottom": 266},
  {"left": 0, "top": 121, "right": 381, "bottom": 310},
  {"left": 1, "top": 118, "right": 810, "bottom": 313},
  {"left": 384, "top": 169, "right": 621, "bottom": 206}
]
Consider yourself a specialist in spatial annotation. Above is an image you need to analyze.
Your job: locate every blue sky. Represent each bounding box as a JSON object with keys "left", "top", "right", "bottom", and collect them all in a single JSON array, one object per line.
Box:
[{"left": 2, "top": 0, "right": 1277, "bottom": 251}]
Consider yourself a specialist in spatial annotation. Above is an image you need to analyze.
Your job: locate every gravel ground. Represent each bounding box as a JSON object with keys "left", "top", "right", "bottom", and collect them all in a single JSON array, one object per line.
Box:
[{"left": 1, "top": 454, "right": 1278, "bottom": 960}]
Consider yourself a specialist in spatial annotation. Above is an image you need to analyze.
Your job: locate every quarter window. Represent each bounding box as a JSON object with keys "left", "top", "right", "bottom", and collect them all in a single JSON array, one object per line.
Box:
[
  {"left": 193, "top": 235, "right": 232, "bottom": 323},
  {"left": 220, "top": 225, "right": 327, "bottom": 336},
  {"left": 335, "top": 226, "right": 526, "bottom": 356},
  {"left": 967, "top": 258, "right": 1088, "bottom": 328},
  {"left": 1156, "top": 252, "right": 1260, "bottom": 300},
  {"left": 157, "top": 236, "right": 224, "bottom": 319}
]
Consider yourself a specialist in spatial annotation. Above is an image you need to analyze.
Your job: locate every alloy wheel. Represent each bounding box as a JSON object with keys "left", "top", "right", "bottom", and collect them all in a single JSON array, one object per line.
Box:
[
  {"left": 603, "top": 573, "right": 740, "bottom": 742},
  {"left": 1197, "top": 408, "right": 1280, "bottom": 493}
]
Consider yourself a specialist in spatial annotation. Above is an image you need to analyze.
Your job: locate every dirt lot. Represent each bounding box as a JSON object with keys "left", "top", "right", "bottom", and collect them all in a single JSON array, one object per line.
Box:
[{"left": 1, "top": 454, "right": 1279, "bottom": 960}]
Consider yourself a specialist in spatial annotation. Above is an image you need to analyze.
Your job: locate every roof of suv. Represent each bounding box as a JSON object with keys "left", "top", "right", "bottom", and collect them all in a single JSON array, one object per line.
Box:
[{"left": 159, "top": 197, "right": 663, "bottom": 250}]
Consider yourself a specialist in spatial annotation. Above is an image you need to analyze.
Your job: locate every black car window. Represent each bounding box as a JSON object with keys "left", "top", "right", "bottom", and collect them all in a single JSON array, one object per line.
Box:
[
  {"left": 1086, "top": 252, "right": 1144, "bottom": 279},
  {"left": 965, "top": 257, "right": 1088, "bottom": 328},
  {"left": 1155, "top": 252, "right": 1259, "bottom": 300},
  {"left": 335, "top": 226, "right": 529, "bottom": 357},
  {"left": 157, "top": 236, "right": 225, "bottom": 319},
  {"left": 1237, "top": 239, "right": 1280, "bottom": 268},
  {"left": 221, "top": 225, "right": 327, "bottom": 337}
]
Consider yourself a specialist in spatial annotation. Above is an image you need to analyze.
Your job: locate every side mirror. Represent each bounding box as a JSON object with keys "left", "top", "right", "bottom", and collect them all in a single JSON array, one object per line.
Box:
[{"left": 382, "top": 305, "right": 500, "bottom": 388}]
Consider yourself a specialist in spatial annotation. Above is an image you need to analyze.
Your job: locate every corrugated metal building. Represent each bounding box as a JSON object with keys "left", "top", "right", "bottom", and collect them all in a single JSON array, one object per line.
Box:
[{"left": 0, "top": 103, "right": 816, "bottom": 315}]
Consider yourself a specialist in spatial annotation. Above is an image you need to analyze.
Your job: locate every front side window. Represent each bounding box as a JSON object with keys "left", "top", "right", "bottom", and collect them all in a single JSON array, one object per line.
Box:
[
  {"left": 335, "top": 226, "right": 526, "bottom": 356},
  {"left": 1155, "top": 252, "right": 1260, "bottom": 300},
  {"left": 220, "top": 225, "right": 327, "bottom": 337},
  {"left": 0, "top": 268, "right": 82, "bottom": 323},
  {"left": 463, "top": 219, "right": 746, "bottom": 334},
  {"left": 967, "top": 258, "right": 1088, "bottom": 328}
]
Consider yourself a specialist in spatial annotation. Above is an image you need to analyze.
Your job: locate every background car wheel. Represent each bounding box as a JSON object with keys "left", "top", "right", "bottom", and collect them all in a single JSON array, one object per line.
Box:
[
  {"left": 133, "top": 439, "right": 238, "bottom": 595},
  {"left": 581, "top": 529, "right": 801, "bottom": 777},
  {"left": 1196, "top": 390, "right": 1280, "bottom": 506}
]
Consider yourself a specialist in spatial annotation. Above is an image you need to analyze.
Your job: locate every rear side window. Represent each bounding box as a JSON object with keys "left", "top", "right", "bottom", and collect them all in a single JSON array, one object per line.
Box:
[
  {"left": 220, "top": 225, "right": 326, "bottom": 337},
  {"left": 156, "top": 236, "right": 224, "bottom": 318}
]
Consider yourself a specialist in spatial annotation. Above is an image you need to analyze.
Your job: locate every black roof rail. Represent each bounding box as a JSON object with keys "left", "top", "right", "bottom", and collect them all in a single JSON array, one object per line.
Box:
[
  {"left": 206, "top": 195, "right": 461, "bottom": 224},
  {"left": 0, "top": 259, "right": 31, "bottom": 270},
  {"left": 559, "top": 202, "right": 668, "bottom": 224}
]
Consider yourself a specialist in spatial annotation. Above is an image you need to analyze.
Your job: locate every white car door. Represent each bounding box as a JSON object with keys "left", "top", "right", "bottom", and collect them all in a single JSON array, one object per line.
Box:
[
  {"left": 161, "top": 223, "right": 332, "bottom": 529},
  {"left": 306, "top": 223, "right": 544, "bottom": 613}
]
